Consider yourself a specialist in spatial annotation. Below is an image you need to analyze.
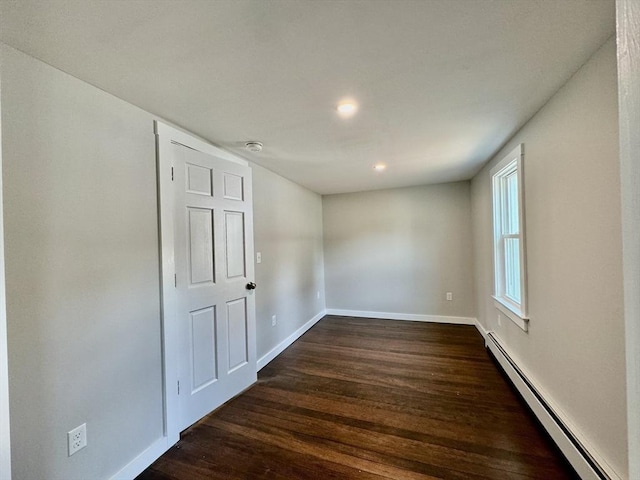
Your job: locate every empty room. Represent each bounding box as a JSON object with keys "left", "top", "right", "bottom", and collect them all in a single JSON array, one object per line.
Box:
[{"left": 0, "top": 1, "right": 638, "bottom": 480}]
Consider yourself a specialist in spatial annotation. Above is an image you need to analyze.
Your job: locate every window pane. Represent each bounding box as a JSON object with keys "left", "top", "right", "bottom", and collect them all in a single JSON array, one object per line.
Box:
[
  {"left": 504, "top": 237, "right": 521, "bottom": 304},
  {"left": 504, "top": 171, "right": 519, "bottom": 235}
]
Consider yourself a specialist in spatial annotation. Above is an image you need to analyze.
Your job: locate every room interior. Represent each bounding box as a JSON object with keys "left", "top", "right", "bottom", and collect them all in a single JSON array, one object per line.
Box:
[{"left": 0, "top": 1, "right": 638, "bottom": 479}]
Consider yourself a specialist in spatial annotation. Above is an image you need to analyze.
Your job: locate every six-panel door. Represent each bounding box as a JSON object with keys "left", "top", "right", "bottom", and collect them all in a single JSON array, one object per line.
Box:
[{"left": 173, "top": 143, "right": 256, "bottom": 431}]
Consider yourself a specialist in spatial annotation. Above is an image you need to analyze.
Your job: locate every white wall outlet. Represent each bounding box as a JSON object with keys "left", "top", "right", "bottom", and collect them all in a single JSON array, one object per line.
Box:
[
  {"left": 446, "top": 292, "right": 453, "bottom": 301},
  {"left": 68, "top": 423, "right": 87, "bottom": 456},
  {"left": 256, "top": 252, "right": 262, "bottom": 264},
  {"left": 271, "top": 315, "right": 277, "bottom": 326},
  {"left": 317, "top": 291, "right": 320, "bottom": 300}
]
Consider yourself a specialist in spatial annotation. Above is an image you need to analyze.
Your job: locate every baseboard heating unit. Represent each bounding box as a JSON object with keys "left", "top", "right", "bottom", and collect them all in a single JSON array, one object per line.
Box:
[{"left": 485, "top": 332, "right": 611, "bottom": 480}]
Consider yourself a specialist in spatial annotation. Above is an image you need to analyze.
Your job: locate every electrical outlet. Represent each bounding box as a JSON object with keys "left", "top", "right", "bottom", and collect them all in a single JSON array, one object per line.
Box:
[
  {"left": 68, "top": 423, "right": 87, "bottom": 456},
  {"left": 271, "top": 315, "right": 277, "bottom": 326},
  {"left": 317, "top": 291, "right": 320, "bottom": 300},
  {"left": 256, "top": 252, "right": 262, "bottom": 264},
  {"left": 446, "top": 292, "right": 453, "bottom": 301}
]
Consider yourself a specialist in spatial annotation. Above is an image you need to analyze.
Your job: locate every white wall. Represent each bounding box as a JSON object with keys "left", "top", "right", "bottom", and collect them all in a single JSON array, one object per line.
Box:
[
  {"left": 471, "top": 38, "right": 627, "bottom": 478},
  {"left": 617, "top": 0, "right": 640, "bottom": 477},
  {"left": 252, "top": 165, "right": 325, "bottom": 360},
  {"left": 323, "top": 182, "right": 474, "bottom": 319},
  {"left": 1, "top": 45, "right": 165, "bottom": 480}
]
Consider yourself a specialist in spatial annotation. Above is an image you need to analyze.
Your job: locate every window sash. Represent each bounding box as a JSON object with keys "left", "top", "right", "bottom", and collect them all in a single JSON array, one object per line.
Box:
[
  {"left": 503, "top": 235, "right": 521, "bottom": 304},
  {"left": 502, "top": 170, "right": 519, "bottom": 235}
]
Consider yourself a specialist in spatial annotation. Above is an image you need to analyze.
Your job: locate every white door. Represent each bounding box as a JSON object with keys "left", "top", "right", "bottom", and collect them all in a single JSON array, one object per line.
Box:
[{"left": 172, "top": 142, "right": 256, "bottom": 431}]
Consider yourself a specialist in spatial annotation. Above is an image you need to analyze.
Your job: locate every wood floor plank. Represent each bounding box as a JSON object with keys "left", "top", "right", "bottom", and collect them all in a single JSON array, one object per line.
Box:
[{"left": 137, "top": 316, "right": 578, "bottom": 480}]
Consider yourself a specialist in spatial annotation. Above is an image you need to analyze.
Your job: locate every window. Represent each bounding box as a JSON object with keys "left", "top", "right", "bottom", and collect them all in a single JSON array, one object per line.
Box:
[{"left": 491, "top": 144, "right": 528, "bottom": 331}]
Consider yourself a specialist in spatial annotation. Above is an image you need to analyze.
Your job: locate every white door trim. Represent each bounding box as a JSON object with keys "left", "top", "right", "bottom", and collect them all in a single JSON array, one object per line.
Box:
[
  {"left": 0, "top": 73, "right": 12, "bottom": 480},
  {"left": 617, "top": 1, "right": 640, "bottom": 477},
  {"left": 154, "top": 121, "right": 249, "bottom": 445}
]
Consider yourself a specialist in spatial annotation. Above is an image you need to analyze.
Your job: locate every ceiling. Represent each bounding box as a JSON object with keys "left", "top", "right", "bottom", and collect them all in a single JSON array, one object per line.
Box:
[{"left": 0, "top": 0, "right": 615, "bottom": 194}]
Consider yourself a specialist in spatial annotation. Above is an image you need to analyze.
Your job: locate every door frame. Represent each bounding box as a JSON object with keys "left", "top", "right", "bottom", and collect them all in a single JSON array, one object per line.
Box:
[
  {"left": 154, "top": 121, "right": 250, "bottom": 444},
  {"left": 617, "top": 0, "right": 640, "bottom": 477},
  {"left": 0, "top": 75, "right": 12, "bottom": 480}
]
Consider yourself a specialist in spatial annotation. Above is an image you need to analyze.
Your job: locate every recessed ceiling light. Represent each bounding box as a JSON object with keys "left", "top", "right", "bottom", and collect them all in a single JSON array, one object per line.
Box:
[
  {"left": 244, "top": 141, "right": 263, "bottom": 153},
  {"left": 373, "top": 163, "right": 386, "bottom": 172},
  {"left": 337, "top": 101, "right": 358, "bottom": 117}
]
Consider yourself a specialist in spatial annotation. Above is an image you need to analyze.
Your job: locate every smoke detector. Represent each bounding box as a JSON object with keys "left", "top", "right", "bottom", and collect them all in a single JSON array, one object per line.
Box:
[{"left": 245, "top": 141, "right": 263, "bottom": 153}]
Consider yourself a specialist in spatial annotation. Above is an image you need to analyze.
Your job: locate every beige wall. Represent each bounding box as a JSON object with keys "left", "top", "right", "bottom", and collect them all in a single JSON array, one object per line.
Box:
[
  {"left": 323, "top": 182, "right": 474, "bottom": 319},
  {"left": 252, "top": 165, "right": 325, "bottom": 360},
  {"left": 471, "top": 39, "right": 627, "bottom": 478},
  {"left": 1, "top": 45, "right": 164, "bottom": 479}
]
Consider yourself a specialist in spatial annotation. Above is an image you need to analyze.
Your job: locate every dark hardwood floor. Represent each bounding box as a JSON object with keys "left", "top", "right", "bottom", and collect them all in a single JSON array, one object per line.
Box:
[{"left": 137, "top": 316, "right": 577, "bottom": 479}]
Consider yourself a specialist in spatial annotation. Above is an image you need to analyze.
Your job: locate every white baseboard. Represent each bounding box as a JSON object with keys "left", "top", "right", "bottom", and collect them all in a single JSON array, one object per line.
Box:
[
  {"left": 257, "top": 310, "right": 326, "bottom": 371},
  {"left": 474, "top": 319, "right": 489, "bottom": 342},
  {"left": 109, "top": 437, "right": 169, "bottom": 480},
  {"left": 325, "top": 308, "right": 476, "bottom": 325},
  {"left": 486, "top": 332, "right": 619, "bottom": 480}
]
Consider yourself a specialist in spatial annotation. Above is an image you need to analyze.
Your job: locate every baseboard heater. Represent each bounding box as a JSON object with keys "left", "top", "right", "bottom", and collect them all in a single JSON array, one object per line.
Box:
[{"left": 486, "top": 332, "right": 610, "bottom": 480}]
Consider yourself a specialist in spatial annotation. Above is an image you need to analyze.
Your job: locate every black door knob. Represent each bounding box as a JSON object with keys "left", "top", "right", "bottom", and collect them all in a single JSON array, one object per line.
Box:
[{"left": 246, "top": 282, "right": 257, "bottom": 290}]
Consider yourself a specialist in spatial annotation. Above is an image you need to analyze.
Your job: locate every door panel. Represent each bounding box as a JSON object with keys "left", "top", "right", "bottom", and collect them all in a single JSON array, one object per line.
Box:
[
  {"left": 172, "top": 142, "right": 256, "bottom": 431},
  {"left": 225, "top": 211, "right": 246, "bottom": 279},
  {"left": 190, "top": 306, "right": 217, "bottom": 392},
  {"left": 186, "top": 163, "right": 213, "bottom": 196},
  {"left": 227, "top": 298, "right": 248, "bottom": 372},
  {"left": 223, "top": 173, "right": 244, "bottom": 201},
  {"left": 188, "top": 208, "right": 215, "bottom": 285}
]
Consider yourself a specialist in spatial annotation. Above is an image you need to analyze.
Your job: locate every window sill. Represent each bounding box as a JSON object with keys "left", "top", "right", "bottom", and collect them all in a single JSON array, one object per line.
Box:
[{"left": 492, "top": 296, "right": 529, "bottom": 332}]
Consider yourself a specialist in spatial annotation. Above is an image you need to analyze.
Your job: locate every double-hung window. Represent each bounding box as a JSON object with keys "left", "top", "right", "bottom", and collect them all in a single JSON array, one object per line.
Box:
[{"left": 491, "top": 144, "right": 528, "bottom": 331}]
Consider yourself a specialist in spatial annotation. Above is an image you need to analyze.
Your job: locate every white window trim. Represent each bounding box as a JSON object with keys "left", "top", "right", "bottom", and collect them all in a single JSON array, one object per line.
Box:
[
  {"left": 491, "top": 144, "right": 529, "bottom": 332},
  {"left": 0, "top": 85, "right": 11, "bottom": 480}
]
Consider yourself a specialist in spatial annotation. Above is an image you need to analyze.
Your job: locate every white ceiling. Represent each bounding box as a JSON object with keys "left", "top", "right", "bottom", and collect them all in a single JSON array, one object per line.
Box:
[{"left": 0, "top": 0, "right": 615, "bottom": 194}]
